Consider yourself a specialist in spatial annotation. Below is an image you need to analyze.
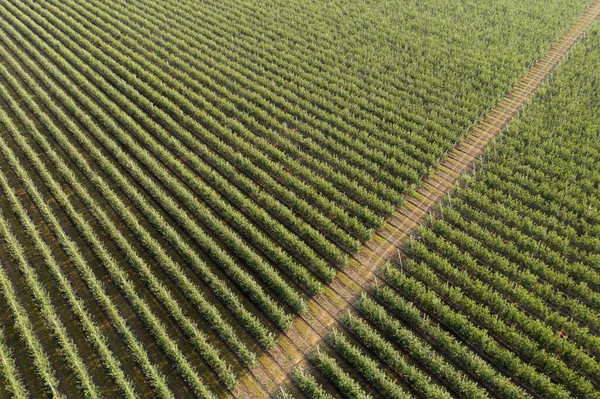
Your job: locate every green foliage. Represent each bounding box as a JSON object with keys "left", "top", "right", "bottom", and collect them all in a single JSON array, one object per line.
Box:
[
  {"left": 293, "top": 367, "right": 334, "bottom": 399},
  {"left": 0, "top": 0, "right": 594, "bottom": 397},
  {"left": 327, "top": 328, "right": 410, "bottom": 399},
  {"left": 0, "top": 325, "right": 28, "bottom": 399},
  {"left": 310, "top": 347, "right": 372, "bottom": 399}
]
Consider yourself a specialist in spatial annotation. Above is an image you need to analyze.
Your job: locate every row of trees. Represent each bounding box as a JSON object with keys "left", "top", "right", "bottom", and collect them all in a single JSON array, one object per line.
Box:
[
  {"left": 9, "top": 0, "right": 311, "bottom": 316},
  {"left": 293, "top": 27, "right": 600, "bottom": 398},
  {"left": 0, "top": 55, "right": 211, "bottom": 397}
]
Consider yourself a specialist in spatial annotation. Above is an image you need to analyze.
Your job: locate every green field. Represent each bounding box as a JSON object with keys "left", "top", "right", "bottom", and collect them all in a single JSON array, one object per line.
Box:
[
  {"left": 289, "top": 24, "right": 600, "bottom": 399},
  {"left": 0, "top": 0, "right": 596, "bottom": 398}
]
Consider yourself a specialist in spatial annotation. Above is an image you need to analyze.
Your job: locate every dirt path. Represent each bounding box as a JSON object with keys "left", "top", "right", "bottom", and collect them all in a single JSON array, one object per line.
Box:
[{"left": 231, "top": 2, "right": 600, "bottom": 397}]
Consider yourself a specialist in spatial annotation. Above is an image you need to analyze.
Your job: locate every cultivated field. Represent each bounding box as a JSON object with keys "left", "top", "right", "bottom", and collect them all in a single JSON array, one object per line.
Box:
[
  {"left": 284, "top": 24, "right": 600, "bottom": 399},
  {"left": 0, "top": 0, "right": 597, "bottom": 398}
]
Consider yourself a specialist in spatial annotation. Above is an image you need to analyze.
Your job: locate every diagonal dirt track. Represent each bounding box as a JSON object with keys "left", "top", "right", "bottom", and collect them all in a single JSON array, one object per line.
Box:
[{"left": 231, "top": 2, "right": 600, "bottom": 397}]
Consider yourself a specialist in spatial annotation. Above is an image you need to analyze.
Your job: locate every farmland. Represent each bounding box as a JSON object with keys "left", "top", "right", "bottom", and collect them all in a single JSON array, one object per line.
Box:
[
  {"left": 0, "top": 0, "right": 597, "bottom": 398},
  {"left": 288, "top": 23, "right": 600, "bottom": 399}
]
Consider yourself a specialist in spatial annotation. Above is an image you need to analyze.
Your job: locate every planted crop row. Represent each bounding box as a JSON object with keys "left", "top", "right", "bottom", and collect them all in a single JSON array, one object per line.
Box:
[
  {"left": 326, "top": 328, "right": 410, "bottom": 399},
  {"left": 0, "top": 30, "right": 241, "bottom": 393},
  {"left": 0, "top": 38, "right": 279, "bottom": 351},
  {"left": 43, "top": 0, "right": 373, "bottom": 245},
  {"left": 309, "top": 348, "right": 372, "bottom": 399},
  {"left": 0, "top": 256, "right": 63, "bottom": 397},
  {"left": 17, "top": 0, "right": 355, "bottom": 274},
  {"left": 306, "top": 28, "right": 600, "bottom": 399},
  {"left": 0, "top": 86, "right": 188, "bottom": 398},
  {"left": 0, "top": 324, "right": 28, "bottom": 399},
  {"left": 0, "top": 155, "right": 138, "bottom": 398},
  {"left": 293, "top": 368, "right": 334, "bottom": 399},
  {"left": 412, "top": 224, "right": 600, "bottom": 354},
  {"left": 0, "top": 194, "right": 100, "bottom": 398},
  {"left": 342, "top": 311, "right": 467, "bottom": 399},
  {"left": 0, "top": 95, "right": 173, "bottom": 398},
  {"left": 5, "top": 1, "right": 311, "bottom": 314},
  {"left": 0, "top": 0, "right": 594, "bottom": 397}
]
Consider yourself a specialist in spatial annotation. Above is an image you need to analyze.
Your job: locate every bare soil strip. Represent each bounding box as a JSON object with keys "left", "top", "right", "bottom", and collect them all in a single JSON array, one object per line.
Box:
[{"left": 231, "top": 2, "right": 600, "bottom": 397}]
